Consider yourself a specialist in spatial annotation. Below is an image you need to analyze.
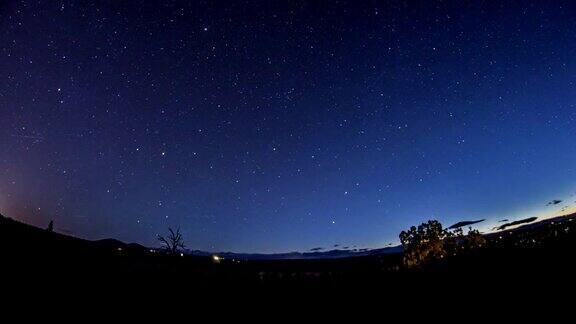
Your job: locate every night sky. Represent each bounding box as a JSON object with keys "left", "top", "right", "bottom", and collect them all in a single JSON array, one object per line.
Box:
[{"left": 1, "top": 1, "right": 576, "bottom": 253}]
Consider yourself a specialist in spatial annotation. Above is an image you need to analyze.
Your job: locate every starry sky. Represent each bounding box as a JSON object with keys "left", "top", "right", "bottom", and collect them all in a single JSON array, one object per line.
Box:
[{"left": 1, "top": 0, "right": 576, "bottom": 253}]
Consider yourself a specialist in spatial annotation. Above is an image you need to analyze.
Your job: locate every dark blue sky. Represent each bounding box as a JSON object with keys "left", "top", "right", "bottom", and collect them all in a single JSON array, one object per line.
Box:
[{"left": 1, "top": 1, "right": 576, "bottom": 253}]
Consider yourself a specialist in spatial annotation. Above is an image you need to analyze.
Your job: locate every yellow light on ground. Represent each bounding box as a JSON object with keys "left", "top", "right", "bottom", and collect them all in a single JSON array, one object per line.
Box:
[{"left": 212, "top": 255, "right": 221, "bottom": 263}]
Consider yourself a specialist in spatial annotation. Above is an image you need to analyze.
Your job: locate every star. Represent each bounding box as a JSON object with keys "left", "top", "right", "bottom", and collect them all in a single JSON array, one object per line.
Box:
[{"left": 3, "top": 0, "right": 574, "bottom": 256}]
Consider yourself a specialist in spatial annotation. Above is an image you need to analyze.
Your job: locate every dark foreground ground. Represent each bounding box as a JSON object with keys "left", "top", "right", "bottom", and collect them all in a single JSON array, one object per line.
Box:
[{"left": 2, "top": 212, "right": 576, "bottom": 299}]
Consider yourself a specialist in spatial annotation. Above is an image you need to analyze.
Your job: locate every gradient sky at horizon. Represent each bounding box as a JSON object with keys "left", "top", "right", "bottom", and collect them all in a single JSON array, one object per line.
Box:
[{"left": 1, "top": 0, "right": 576, "bottom": 253}]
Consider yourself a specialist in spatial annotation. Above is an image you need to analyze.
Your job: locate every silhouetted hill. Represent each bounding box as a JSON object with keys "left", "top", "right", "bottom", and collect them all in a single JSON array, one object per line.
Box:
[
  {"left": 94, "top": 238, "right": 149, "bottom": 254},
  {"left": 3, "top": 211, "right": 576, "bottom": 289}
]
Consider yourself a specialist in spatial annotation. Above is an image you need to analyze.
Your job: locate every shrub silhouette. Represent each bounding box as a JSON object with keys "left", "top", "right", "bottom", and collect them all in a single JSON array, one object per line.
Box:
[{"left": 463, "top": 227, "right": 486, "bottom": 250}]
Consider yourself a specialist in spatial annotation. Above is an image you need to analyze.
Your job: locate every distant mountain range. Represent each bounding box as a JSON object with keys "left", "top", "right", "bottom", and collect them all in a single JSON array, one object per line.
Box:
[
  {"left": 93, "top": 236, "right": 404, "bottom": 260},
  {"left": 185, "top": 245, "right": 403, "bottom": 260},
  {"left": 3, "top": 211, "right": 576, "bottom": 262},
  {"left": 0, "top": 212, "right": 403, "bottom": 260}
]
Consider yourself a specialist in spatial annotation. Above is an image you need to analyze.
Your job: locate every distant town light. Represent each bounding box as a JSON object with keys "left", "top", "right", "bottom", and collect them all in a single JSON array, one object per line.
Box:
[{"left": 212, "top": 255, "right": 221, "bottom": 263}]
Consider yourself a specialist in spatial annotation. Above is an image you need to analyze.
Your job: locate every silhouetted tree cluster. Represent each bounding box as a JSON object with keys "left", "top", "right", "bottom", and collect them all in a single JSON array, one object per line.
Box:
[
  {"left": 157, "top": 227, "right": 185, "bottom": 255},
  {"left": 47, "top": 220, "right": 54, "bottom": 232},
  {"left": 400, "top": 220, "right": 447, "bottom": 268},
  {"left": 399, "top": 220, "right": 486, "bottom": 268}
]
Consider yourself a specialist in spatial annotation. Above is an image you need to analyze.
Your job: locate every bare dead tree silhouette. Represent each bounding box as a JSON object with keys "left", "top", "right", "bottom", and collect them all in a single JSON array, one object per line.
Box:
[{"left": 157, "top": 227, "right": 185, "bottom": 255}]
